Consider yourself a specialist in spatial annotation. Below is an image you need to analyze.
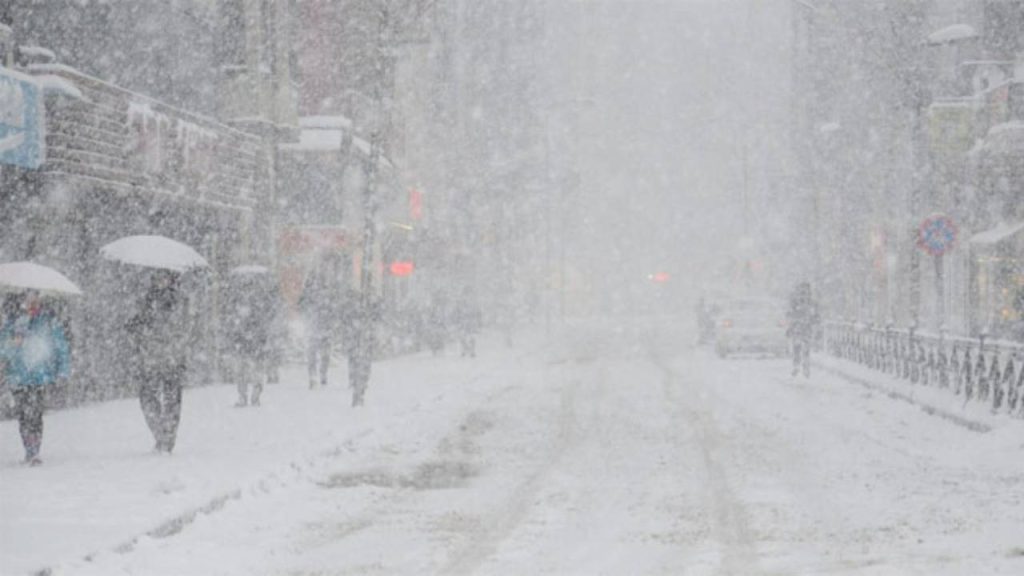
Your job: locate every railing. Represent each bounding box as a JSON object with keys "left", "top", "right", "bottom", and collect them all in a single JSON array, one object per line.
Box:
[{"left": 823, "top": 322, "right": 1024, "bottom": 418}]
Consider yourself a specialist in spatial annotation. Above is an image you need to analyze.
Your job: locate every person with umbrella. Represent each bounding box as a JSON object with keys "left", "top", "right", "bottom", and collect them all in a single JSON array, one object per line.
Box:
[
  {"left": 100, "top": 234, "right": 207, "bottom": 453},
  {"left": 126, "top": 271, "right": 190, "bottom": 453},
  {"left": 0, "top": 290, "right": 71, "bottom": 466}
]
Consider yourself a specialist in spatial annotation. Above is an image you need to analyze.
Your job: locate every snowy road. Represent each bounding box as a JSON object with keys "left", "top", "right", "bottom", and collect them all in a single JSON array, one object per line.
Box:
[{"left": 11, "top": 322, "right": 1024, "bottom": 575}]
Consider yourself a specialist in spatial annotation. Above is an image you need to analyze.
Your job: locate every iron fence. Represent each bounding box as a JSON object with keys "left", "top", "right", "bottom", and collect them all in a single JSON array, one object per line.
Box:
[{"left": 823, "top": 322, "right": 1024, "bottom": 418}]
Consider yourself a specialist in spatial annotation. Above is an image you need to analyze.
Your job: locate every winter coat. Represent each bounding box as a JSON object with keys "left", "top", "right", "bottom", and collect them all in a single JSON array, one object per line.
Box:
[
  {"left": 224, "top": 284, "right": 277, "bottom": 357},
  {"left": 0, "top": 311, "right": 71, "bottom": 388},
  {"left": 127, "top": 288, "right": 189, "bottom": 373},
  {"left": 786, "top": 294, "right": 819, "bottom": 341},
  {"left": 300, "top": 277, "right": 338, "bottom": 340}
]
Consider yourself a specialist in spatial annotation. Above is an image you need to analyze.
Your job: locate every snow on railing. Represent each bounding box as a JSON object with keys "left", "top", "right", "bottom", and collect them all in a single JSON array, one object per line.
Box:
[{"left": 823, "top": 322, "right": 1024, "bottom": 418}]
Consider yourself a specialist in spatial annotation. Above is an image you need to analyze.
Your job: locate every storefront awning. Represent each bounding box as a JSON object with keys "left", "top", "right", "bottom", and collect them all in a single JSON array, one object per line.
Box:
[{"left": 970, "top": 220, "right": 1024, "bottom": 246}]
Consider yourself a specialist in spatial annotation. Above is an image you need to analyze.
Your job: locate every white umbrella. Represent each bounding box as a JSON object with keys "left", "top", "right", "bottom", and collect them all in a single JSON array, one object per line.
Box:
[
  {"left": 100, "top": 235, "right": 209, "bottom": 273},
  {"left": 0, "top": 261, "right": 83, "bottom": 296}
]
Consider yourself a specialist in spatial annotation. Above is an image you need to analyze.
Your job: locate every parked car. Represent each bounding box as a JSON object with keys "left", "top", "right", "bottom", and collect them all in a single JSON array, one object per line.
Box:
[{"left": 714, "top": 298, "right": 788, "bottom": 358}]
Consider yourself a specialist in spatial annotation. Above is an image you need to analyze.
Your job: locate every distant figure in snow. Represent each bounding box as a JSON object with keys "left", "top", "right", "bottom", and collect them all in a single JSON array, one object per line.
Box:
[
  {"left": 786, "top": 281, "right": 820, "bottom": 378},
  {"left": 695, "top": 296, "right": 714, "bottom": 345},
  {"left": 423, "top": 291, "right": 450, "bottom": 356},
  {"left": 127, "top": 271, "right": 190, "bottom": 453},
  {"left": 452, "top": 289, "right": 482, "bottom": 358},
  {"left": 0, "top": 291, "right": 71, "bottom": 466},
  {"left": 224, "top": 271, "right": 281, "bottom": 407},
  {"left": 343, "top": 289, "right": 378, "bottom": 407},
  {"left": 300, "top": 262, "right": 338, "bottom": 388}
]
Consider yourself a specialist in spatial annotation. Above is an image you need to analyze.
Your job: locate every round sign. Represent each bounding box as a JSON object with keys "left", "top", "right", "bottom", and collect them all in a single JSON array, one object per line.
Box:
[{"left": 917, "top": 214, "right": 958, "bottom": 257}]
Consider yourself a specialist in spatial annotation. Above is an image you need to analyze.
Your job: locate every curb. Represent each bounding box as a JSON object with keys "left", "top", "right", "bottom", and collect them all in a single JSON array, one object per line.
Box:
[{"left": 813, "top": 360, "right": 992, "bottom": 434}]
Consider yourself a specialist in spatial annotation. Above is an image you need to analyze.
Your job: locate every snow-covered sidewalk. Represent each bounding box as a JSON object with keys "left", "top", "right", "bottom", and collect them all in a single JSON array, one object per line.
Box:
[
  {"left": 815, "top": 354, "right": 1022, "bottom": 433},
  {"left": 0, "top": 334, "right": 528, "bottom": 576}
]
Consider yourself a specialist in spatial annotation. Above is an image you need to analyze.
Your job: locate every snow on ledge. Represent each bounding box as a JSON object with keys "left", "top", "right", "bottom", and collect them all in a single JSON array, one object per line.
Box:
[
  {"left": 299, "top": 115, "right": 354, "bottom": 130},
  {"left": 35, "top": 74, "right": 86, "bottom": 101},
  {"left": 927, "top": 24, "right": 977, "bottom": 45},
  {"left": 18, "top": 45, "right": 56, "bottom": 62}
]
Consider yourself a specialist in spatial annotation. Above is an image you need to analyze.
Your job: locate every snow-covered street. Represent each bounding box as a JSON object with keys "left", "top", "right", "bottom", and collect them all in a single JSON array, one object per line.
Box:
[{"left": 5, "top": 321, "right": 1022, "bottom": 576}]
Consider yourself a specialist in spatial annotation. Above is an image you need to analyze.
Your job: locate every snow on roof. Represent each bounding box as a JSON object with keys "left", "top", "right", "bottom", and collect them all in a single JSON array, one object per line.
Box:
[
  {"left": 927, "top": 24, "right": 977, "bottom": 45},
  {"left": 18, "top": 45, "right": 56, "bottom": 62},
  {"left": 35, "top": 74, "right": 86, "bottom": 101},
  {"left": 278, "top": 127, "right": 393, "bottom": 168},
  {"left": 970, "top": 221, "right": 1024, "bottom": 246},
  {"left": 299, "top": 115, "right": 354, "bottom": 130},
  {"left": 0, "top": 261, "right": 83, "bottom": 296},
  {"left": 987, "top": 120, "right": 1024, "bottom": 137},
  {"left": 230, "top": 265, "right": 270, "bottom": 275},
  {"left": 26, "top": 62, "right": 84, "bottom": 76}
]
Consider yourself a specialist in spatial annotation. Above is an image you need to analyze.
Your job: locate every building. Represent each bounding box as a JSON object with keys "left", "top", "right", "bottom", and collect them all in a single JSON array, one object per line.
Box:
[
  {"left": 0, "top": 0, "right": 299, "bottom": 401},
  {"left": 791, "top": 0, "right": 1022, "bottom": 339}
]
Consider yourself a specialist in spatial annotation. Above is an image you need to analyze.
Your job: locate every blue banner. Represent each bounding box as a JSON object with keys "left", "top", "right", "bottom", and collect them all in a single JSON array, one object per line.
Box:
[{"left": 0, "top": 67, "right": 44, "bottom": 169}]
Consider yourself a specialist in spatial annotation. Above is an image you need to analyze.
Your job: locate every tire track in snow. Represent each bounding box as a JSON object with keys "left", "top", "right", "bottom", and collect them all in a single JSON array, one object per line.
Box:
[
  {"left": 648, "top": 338, "right": 762, "bottom": 575},
  {"left": 438, "top": 361, "right": 592, "bottom": 576}
]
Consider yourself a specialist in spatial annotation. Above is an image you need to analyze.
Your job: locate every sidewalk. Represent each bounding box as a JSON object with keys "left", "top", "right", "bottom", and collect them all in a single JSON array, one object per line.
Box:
[
  {"left": 814, "top": 354, "right": 1024, "bottom": 434},
  {"left": 0, "top": 334, "right": 527, "bottom": 576}
]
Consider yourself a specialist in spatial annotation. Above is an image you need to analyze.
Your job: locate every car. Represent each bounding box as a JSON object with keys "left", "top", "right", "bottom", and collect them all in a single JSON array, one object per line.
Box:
[{"left": 714, "top": 298, "right": 788, "bottom": 358}]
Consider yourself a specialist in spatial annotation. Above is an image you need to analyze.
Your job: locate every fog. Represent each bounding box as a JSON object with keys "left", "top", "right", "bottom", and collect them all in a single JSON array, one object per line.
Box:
[{"left": 1, "top": 1, "right": 1022, "bottom": 574}]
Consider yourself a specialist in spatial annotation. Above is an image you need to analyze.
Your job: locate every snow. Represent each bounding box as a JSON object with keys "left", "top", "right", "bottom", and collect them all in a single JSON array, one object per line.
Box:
[
  {"left": 927, "top": 24, "right": 978, "bottom": 45},
  {"left": 18, "top": 46, "right": 56, "bottom": 62},
  {"left": 0, "top": 261, "right": 83, "bottom": 296},
  {"left": 299, "top": 115, "right": 354, "bottom": 130},
  {"left": 99, "top": 235, "right": 209, "bottom": 272},
  {"left": 34, "top": 75, "right": 86, "bottom": 101},
  {"left": 970, "top": 220, "right": 1024, "bottom": 245},
  {"left": 229, "top": 265, "right": 270, "bottom": 275},
  {"left": 5, "top": 322, "right": 1023, "bottom": 576},
  {"left": 278, "top": 127, "right": 344, "bottom": 152},
  {"left": 26, "top": 62, "right": 84, "bottom": 76}
]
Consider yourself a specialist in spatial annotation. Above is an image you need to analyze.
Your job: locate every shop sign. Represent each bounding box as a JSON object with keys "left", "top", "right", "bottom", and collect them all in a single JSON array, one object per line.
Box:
[{"left": 0, "top": 67, "right": 44, "bottom": 169}]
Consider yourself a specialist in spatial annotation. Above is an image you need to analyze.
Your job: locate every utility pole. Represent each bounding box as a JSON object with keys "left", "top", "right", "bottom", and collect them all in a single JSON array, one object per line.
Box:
[{"left": 350, "top": 0, "right": 439, "bottom": 405}]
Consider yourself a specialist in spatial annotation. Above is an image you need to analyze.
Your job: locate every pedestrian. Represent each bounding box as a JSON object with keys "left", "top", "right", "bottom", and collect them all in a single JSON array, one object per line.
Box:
[
  {"left": 423, "top": 292, "right": 449, "bottom": 356},
  {"left": 127, "top": 271, "right": 189, "bottom": 453},
  {"left": 300, "top": 262, "right": 337, "bottom": 388},
  {"left": 453, "top": 289, "right": 482, "bottom": 358},
  {"left": 0, "top": 291, "right": 71, "bottom": 466},
  {"left": 224, "top": 274, "right": 272, "bottom": 407},
  {"left": 343, "top": 289, "right": 377, "bottom": 407},
  {"left": 786, "top": 281, "right": 820, "bottom": 378},
  {"left": 695, "top": 296, "right": 714, "bottom": 345}
]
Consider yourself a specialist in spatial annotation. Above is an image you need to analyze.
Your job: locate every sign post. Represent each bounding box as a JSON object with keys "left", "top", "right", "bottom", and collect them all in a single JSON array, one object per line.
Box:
[
  {"left": 0, "top": 67, "right": 45, "bottom": 169},
  {"left": 917, "top": 214, "right": 958, "bottom": 329}
]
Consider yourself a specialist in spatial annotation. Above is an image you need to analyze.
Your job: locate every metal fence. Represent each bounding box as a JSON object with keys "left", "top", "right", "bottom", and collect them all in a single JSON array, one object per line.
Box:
[{"left": 823, "top": 322, "right": 1024, "bottom": 418}]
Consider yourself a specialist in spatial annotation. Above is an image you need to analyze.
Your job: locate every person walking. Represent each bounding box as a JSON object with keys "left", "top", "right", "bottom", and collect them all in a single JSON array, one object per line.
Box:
[
  {"left": 300, "top": 263, "right": 337, "bottom": 389},
  {"left": 224, "top": 277, "right": 268, "bottom": 407},
  {"left": 127, "top": 271, "right": 189, "bottom": 453},
  {"left": 453, "top": 290, "right": 482, "bottom": 358},
  {"left": 342, "top": 289, "right": 377, "bottom": 407},
  {"left": 786, "top": 281, "right": 819, "bottom": 378},
  {"left": 0, "top": 291, "right": 71, "bottom": 466}
]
